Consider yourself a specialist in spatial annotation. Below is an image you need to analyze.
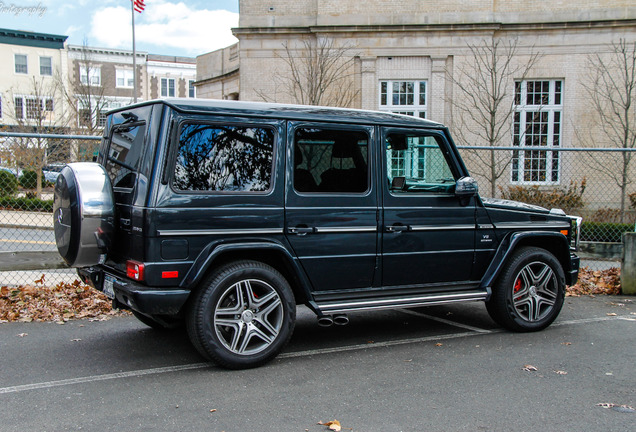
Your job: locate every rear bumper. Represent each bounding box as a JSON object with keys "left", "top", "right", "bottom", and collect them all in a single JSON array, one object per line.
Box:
[{"left": 78, "top": 267, "right": 190, "bottom": 315}]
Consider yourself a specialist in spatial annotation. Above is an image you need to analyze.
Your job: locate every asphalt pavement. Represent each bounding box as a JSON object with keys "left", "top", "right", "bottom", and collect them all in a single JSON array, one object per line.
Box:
[{"left": 1, "top": 296, "right": 635, "bottom": 431}]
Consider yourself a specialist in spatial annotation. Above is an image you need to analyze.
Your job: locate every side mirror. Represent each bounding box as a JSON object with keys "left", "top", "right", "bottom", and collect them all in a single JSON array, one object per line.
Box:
[{"left": 455, "top": 176, "right": 478, "bottom": 197}]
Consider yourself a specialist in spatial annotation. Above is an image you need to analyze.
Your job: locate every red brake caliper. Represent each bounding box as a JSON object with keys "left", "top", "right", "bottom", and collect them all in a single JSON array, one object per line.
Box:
[{"left": 514, "top": 278, "right": 522, "bottom": 294}]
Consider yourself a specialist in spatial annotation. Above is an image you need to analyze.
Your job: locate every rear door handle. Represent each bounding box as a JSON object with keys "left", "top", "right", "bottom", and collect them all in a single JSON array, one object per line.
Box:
[
  {"left": 288, "top": 226, "right": 315, "bottom": 235},
  {"left": 386, "top": 224, "right": 410, "bottom": 233}
]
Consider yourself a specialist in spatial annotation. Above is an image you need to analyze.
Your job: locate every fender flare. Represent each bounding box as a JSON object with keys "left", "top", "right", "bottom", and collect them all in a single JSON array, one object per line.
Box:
[
  {"left": 479, "top": 231, "right": 571, "bottom": 293},
  {"left": 180, "top": 240, "right": 315, "bottom": 305}
]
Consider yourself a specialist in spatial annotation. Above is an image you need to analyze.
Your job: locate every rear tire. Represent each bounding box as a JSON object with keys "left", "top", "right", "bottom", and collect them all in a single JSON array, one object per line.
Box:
[
  {"left": 186, "top": 260, "right": 296, "bottom": 369},
  {"left": 486, "top": 246, "right": 565, "bottom": 332}
]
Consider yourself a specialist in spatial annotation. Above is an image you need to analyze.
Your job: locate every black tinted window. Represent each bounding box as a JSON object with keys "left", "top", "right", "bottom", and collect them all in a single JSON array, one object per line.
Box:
[
  {"left": 174, "top": 123, "right": 275, "bottom": 192},
  {"left": 106, "top": 121, "right": 146, "bottom": 189},
  {"left": 293, "top": 128, "right": 368, "bottom": 193}
]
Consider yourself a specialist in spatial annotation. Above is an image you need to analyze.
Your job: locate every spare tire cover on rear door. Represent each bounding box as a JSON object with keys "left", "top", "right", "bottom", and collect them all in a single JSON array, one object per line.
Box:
[{"left": 53, "top": 162, "right": 115, "bottom": 267}]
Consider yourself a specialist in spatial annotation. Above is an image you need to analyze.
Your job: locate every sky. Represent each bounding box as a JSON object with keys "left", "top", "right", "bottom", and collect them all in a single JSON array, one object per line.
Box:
[{"left": 0, "top": 0, "right": 239, "bottom": 57}]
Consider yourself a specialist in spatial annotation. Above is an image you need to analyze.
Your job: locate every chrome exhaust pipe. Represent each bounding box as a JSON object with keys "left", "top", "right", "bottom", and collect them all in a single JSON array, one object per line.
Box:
[
  {"left": 333, "top": 314, "right": 349, "bottom": 326},
  {"left": 317, "top": 315, "right": 334, "bottom": 327}
]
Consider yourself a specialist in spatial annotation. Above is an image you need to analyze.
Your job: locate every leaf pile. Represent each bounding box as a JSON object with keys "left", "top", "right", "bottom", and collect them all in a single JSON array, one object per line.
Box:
[
  {"left": 567, "top": 266, "right": 621, "bottom": 296},
  {"left": 1, "top": 278, "right": 126, "bottom": 323}
]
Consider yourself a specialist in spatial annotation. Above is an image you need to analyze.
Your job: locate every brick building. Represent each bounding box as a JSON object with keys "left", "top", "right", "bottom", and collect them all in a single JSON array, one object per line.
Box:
[{"left": 195, "top": 0, "right": 636, "bottom": 206}]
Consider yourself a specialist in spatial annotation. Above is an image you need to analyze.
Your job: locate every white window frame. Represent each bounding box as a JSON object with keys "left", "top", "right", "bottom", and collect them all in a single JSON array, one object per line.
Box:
[
  {"left": 379, "top": 80, "right": 427, "bottom": 118},
  {"left": 512, "top": 79, "right": 563, "bottom": 185},
  {"left": 13, "top": 95, "right": 53, "bottom": 120},
  {"left": 40, "top": 56, "right": 52, "bottom": 76},
  {"left": 80, "top": 64, "right": 101, "bottom": 86},
  {"left": 188, "top": 79, "right": 196, "bottom": 98},
  {"left": 116, "top": 69, "right": 135, "bottom": 88},
  {"left": 15, "top": 54, "right": 28, "bottom": 74},
  {"left": 161, "top": 78, "right": 176, "bottom": 97}
]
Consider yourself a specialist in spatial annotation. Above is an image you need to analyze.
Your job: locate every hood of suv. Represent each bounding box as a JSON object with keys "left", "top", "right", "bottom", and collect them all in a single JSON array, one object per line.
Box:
[{"left": 481, "top": 197, "right": 550, "bottom": 214}]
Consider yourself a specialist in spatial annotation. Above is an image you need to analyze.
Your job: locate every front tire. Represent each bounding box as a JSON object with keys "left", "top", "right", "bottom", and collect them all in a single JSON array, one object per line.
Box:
[
  {"left": 486, "top": 246, "right": 565, "bottom": 332},
  {"left": 186, "top": 260, "right": 296, "bottom": 369}
]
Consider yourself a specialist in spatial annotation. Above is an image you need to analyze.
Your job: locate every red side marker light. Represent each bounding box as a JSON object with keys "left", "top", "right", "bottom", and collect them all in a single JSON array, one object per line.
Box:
[
  {"left": 162, "top": 271, "right": 179, "bottom": 279},
  {"left": 126, "top": 260, "right": 145, "bottom": 281}
]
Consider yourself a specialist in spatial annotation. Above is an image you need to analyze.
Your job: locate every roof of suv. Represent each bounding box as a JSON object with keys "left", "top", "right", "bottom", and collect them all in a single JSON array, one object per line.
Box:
[{"left": 113, "top": 98, "right": 446, "bottom": 129}]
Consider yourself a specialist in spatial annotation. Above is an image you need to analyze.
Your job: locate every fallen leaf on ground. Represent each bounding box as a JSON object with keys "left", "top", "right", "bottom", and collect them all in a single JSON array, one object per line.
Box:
[
  {"left": 554, "top": 370, "right": 568, "bottom": 375},
  {"left": 597, "top": 402, "right": 635, "bottom": 411},
  {"left": 321, "top": 420, "right": 341, "bottom": 431},
  {"left": 522, "top": 365, "right": 538, "bottom": 371},
  {"left": 0, "top": 279, "right": 129, "bottom": 323},
  {"left": 607, "top": 313, "right": 617, "bottom": 316},
  {"left": 209, "top": 409, "right": 217, "bottom": 413},
  {"left": 16, "top": 333, "right": 28, "bottom": 337},
  {"left": 561, "top": 342, "right": 572, "bottom": 346},
  {"left": 567, "top": 267, "right": 621, "bottom": 296},
  {"left": 435, "top": 343, "right": 443, "bottom": 347}
]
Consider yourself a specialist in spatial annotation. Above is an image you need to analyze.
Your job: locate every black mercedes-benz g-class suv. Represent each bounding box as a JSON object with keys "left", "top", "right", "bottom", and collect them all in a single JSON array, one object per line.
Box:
[{"left": 54, "top": 99, "right": 581, "bottom": 369}]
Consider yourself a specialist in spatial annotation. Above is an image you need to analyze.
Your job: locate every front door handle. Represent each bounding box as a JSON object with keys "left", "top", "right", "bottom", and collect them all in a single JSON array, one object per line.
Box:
[{"left": 386, "top": 224, "right": 410, "bottom": 233}]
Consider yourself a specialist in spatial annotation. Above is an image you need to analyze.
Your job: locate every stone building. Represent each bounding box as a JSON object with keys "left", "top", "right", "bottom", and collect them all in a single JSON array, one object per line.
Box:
[
  {"left": 196, "top": 0, "right": 636, "bottom": 207},
  {"left": 195, "top": 44, "right": 239, "bottom": 100}
]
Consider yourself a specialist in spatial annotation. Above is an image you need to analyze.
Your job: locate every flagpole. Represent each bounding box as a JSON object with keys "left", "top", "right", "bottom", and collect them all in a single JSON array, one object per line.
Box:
[{"left": 131, "top": 0, "right": 137, "bottom": 103}]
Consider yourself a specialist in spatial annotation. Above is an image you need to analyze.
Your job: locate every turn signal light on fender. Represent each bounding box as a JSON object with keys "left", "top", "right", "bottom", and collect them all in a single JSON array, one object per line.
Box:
[{"left": 126, "top": 260, "right": 145, "bottom": 281}]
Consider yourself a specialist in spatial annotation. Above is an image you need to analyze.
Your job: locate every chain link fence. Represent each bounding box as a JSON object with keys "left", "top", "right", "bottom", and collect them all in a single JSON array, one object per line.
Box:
[
  {"left": 0, "top": 132, "right": 100, "bottom": 287},
  {"left": 0, "top": 132, "right": 633, "bottom": 287}
]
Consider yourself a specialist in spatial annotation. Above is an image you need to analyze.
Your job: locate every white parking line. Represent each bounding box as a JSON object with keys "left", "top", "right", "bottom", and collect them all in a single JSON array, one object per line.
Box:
[
  {"left": 0, "top": 315, "right": 626, "bottom": 395},
  {"left": 397, "top": 308, "right": 493, "bottom": 333}
]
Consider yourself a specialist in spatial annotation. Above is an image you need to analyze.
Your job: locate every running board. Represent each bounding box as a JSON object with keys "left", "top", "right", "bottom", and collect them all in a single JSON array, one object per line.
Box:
[{"left": 316, "top": 290, "right": 489, "bottom": 314}]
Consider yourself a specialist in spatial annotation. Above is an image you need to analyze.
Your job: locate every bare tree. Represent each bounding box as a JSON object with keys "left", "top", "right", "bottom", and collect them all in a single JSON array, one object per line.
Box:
[
  {"left": 57, "top": 41, "right": 111, "bottom": 161},
  {"left": 448, "top": 38, "right": 540, "bottom": 197},
  {"left": 579, "top": 39, "right": 636, "bottom": 222},
  {"left": 256, "top": 36, "right": 359, "bottom": 108},
  {"left": 5, "top": 76, "right": 70, "bottom": 198}
]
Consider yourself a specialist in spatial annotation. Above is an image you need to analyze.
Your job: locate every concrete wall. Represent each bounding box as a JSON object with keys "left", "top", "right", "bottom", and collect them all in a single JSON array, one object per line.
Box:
[{"left": 195, "top": 43, "right": 240, "bottom": 100}]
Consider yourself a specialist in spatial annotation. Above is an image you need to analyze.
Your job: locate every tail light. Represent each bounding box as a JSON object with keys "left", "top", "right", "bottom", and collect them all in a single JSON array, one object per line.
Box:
[{"left": 126, "top": 260, "right": 145, "bottom": 281}]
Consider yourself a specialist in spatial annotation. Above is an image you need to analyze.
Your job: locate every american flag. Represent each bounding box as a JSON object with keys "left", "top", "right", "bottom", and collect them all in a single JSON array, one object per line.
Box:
[{"left": 133, "top": 0, "right": 145, "bottom": 13}]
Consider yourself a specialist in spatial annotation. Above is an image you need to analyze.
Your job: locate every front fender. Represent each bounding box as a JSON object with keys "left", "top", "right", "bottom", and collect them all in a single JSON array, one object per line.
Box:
[{"left": 479, "top": 231, "right": 572, "bottom": 293}]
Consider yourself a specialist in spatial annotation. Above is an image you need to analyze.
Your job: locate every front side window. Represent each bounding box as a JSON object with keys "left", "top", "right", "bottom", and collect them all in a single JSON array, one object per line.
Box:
[
  {"left": 379, "top": 80, "right": 427, "bottom": 118},
  {"left": 174, "top": 124, "right": 275, "bottom": 192},
  {"left": 80, "top": 65, "right": 101, "bottom": 86},
  {"left": 293, "top": 127, "right": 369, "bottom": 193},
  {"left": 116, "top": 69, "right": 134, "bottom": 88},
  {"left": 15, "top": 54, "right": 27, "bottom": 74},
  {"left": 512, "top": 80, "right": 563, "bottom": 184},
  {"left": 40, "top": 57, "right": 52, "bottom": 76},
  {"left": 385, "top": 131, "right": 455, "bottom": 194},
  {"left": 161, "top": 78, "right": 175, "bottom": 97}
]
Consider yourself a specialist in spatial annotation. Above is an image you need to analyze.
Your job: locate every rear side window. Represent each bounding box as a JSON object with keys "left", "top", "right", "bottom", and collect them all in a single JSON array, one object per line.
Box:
[
  {"left": 293, "top": 127, "right": 369, "bottom": 193},
  {"left": 173, "top": 123, "right": 275, "bottom": 192},
  {"left": 105, "top": 118, "right": 147, "bottom": 189}
]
